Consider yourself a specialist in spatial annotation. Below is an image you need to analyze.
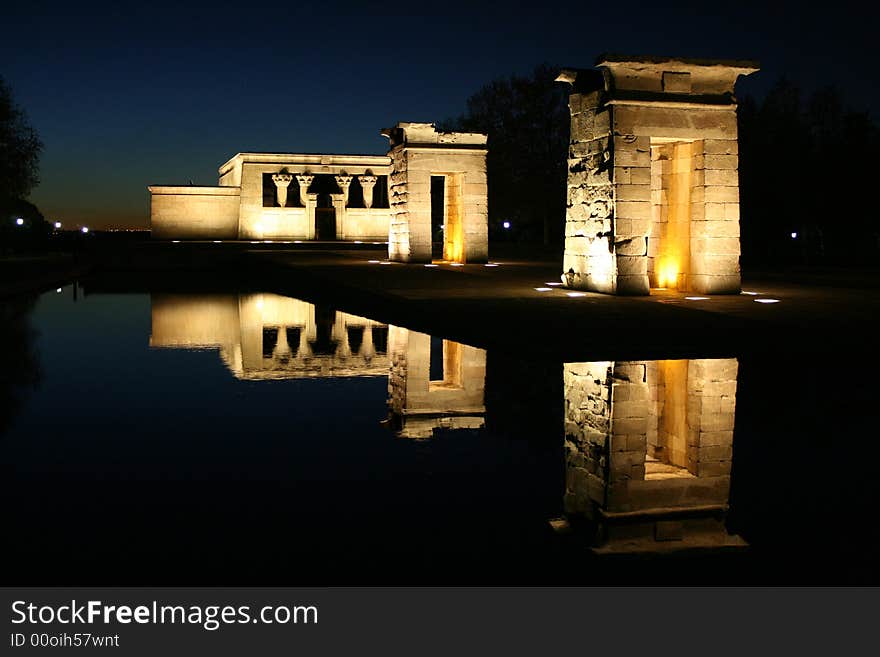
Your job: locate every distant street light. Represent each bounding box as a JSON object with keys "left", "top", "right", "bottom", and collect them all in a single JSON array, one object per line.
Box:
[
  {"left": 790, "top": 231, "right": 798, "bottom": 239},
  {"left": 54, "top": 221, "right": 62, "bottom": 229},
  {"left": 16, "top": 217, "right": 24, "bottom": 226},
  {"left": 502, "top": 221, "right": 511, "bottom": 229},
  {"left": 81, "top": 226, "right": 89, "bottom": 234}
]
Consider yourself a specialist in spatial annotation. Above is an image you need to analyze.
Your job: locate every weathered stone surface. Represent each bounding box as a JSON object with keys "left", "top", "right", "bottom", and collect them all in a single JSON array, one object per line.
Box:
[{"left": 559, "top": 56, "right": 756, "bottom": 296}]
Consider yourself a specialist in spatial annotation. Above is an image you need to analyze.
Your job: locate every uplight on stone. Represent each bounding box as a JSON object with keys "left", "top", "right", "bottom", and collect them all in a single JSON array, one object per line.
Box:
[
  {"left": 557, "top": 55, "right": 758, "bottom": 296},
  {"left": 685, "top": 296, "right": 710, "bottom": 300},
  {"left": 566, "top": 292, "right": 587, "bottom": 297},
  {"left": 741, "top": 291, "right": 759, "bottom": 295},
  {"left": 368, "top": 260, "right": 381, "bottom": 263},
  {"left": 383, "top": 123, "right": 488, "bottom": 264},
  {"left": 425, "top": 264, "right": 439, "bottom": 267},
  {"left": 535, "top": 287, "right": 552, "bottom": 292},
  {"left": 754, "top": 298, "right": 780, "bottom": 304}
]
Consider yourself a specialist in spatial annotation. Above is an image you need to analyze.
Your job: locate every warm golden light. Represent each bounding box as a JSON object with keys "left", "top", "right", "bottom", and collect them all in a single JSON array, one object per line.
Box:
[{"left": 656, "top": 261, "right": 679, "bottom": 289}]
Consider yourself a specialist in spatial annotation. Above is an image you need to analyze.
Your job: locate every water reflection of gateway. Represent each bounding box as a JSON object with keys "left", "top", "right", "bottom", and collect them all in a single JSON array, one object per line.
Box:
[
  {"left": 149, "top": 293, "right": 390, "bottom": 379},
  {"left": 386, "top": 327, "right": 486, "bottom": 439},
  {"left": 563, "top": 358, "right": 746, "bottom": 553}
]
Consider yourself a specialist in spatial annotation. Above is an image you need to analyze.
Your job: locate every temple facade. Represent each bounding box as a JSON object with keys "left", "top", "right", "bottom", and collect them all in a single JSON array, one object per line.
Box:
[
  {"left": 558, "top": 55, "right": 759, "bottom": 295},
  {"left": 148, "top": 123, "right": 488, "bottom": 264}
]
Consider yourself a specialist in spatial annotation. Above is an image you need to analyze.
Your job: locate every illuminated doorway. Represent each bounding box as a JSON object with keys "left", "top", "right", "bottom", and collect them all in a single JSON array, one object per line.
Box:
[
  {"left": 430, "top": 173, "right": 465, "bottom": 263},
  {"left": 649, "top": 140, "right": 696, "bottom": 291}
]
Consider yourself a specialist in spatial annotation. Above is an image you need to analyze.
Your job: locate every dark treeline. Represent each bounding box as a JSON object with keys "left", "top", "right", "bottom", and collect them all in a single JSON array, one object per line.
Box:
[
  {"left": 0, "top": 74, "right": 48, "bottom": 252},
  {"left": 440, "top": 64, "right": 570, "bottom": 246},
  {"left": 446, "top": 67, "right": 880, "bottom": 267},
  {"left": 739, "top": 79, "right": 880, "bottom": 266}
]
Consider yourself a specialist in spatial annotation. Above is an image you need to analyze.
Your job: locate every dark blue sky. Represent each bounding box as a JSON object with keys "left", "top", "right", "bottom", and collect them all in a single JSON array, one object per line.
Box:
[{"left": 2, "top": 0, "right": 875, "bottom": 228}]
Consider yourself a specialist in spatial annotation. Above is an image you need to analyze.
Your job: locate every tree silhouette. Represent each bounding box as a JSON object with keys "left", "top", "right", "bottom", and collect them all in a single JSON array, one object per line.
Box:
[
  {"left": 0, "top": 75, "right": 43, "bottom": 202},
  {"left": 739, "top": 79, "right": 880, "bottom": 266},
  {"left": 441, "top": 64, "right": 569, "bottom": 245}
]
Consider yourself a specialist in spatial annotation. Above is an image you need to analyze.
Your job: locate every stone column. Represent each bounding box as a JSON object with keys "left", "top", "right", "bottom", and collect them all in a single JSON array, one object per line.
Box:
[
  {"left": 271, "top": 173, "right": 293, "bottom": 207},
  {"left": 296, "top": 174, "right": 316, "bottom": 240},
  {"left": 358, "top": 175, "right": 378, "bottom": 209},
  {"left": 330, "top": 192, "right": 346, "bottom": 240},
  {"left": 273, "top": 326, "right": 291, "bottom": 359},
  {"left": 361, "top": 324, "right": 375, "bottom": 359},
  {"left": 334, "top": 175, "right": 353, "bottom": 206}
]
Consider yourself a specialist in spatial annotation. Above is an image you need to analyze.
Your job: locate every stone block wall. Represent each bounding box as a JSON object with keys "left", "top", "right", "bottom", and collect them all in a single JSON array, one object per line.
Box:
[
  {"left": 559, "top": 56, "right": 757, "bottom": 295},
  {"left": 388, "top": 147, "right": 413, "bottom": 261},
  {"left": 149, "top": 186, "right": 241, "bottom": 240},
  {"left": 384, "top": 123, "right": 488, "bottom": 263}
]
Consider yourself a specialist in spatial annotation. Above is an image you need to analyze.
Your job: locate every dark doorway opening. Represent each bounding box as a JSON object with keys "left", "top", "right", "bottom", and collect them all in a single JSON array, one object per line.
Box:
[
  {"left": 315, "top": 207, "right": 336, "bottom": 240},
  {"left": 431, "top": 175, "right": 445, "bottom": 259}
]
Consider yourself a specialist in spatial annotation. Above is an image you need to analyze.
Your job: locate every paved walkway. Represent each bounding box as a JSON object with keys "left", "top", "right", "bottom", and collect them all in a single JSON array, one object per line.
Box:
[{"left": 249, "top": 248, "right": 880, "bottom": 360}]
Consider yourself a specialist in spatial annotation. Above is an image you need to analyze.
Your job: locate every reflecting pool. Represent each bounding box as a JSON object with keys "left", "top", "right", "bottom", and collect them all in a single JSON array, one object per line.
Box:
[{"left": 2, "top": 283, "right": 879, "bottom": 584}]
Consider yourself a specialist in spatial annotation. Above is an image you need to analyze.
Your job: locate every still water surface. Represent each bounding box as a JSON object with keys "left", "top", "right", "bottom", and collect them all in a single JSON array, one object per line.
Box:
[{"left": 3, "top": 284, "right": 878, "bottom": 584}]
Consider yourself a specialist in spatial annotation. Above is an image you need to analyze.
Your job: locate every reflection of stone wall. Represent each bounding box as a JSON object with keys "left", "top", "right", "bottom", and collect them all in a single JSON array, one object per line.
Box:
[
  {"left": 564, "top": 358, "right": 743, "bottom": 552},
  {"left": 387, "top": 326, "right": 486, "bottom": 438},
  {"left": 149, "top": 293, "right": 389, "bottom": 379}
]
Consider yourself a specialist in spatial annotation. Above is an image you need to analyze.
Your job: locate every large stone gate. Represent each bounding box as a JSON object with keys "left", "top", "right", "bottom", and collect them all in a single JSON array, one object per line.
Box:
[{"left": 557, "top": 55, "right": 759, "bottom": 295}]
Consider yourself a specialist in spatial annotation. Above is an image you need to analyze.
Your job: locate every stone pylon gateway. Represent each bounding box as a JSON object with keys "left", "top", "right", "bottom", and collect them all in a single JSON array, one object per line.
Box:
[
  {"left": 557, "top": 55, "right": 759, "bottom": 295},
  {"left": 382, "top": 123, "right": 489, "bottom": 264}
]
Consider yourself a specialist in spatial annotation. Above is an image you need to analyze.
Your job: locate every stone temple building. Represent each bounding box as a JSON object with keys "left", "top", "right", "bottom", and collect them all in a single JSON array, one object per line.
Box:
[
  {"left": 557, "top": 55, "right": 759, "bottom": 295},
  {"left": 148, "top": 122, "right": 488, "bottom": 264}
]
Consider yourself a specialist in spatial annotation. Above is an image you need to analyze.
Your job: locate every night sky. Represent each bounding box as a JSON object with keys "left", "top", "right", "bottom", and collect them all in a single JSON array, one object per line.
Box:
[{"left": 2, "top": 1, "right": 875, "bottom": 229}]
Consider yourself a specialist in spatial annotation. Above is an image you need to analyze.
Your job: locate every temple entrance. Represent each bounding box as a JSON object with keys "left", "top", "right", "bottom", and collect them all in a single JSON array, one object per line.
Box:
[
  {"left": 649, "top": 139, "right": 696, "bottom": 291},
  {"left": 315, "top": 206, "right": 336, "bottom": 240},
  {"left": 430, "top": 174, "right": 465, "bottom": 262},
  {"left": 430, "top": 176, "right": 445, "bottom": 259}
]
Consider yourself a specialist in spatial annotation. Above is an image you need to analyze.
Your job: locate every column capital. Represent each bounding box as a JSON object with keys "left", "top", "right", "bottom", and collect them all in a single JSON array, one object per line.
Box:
[
  {"left": 358, "top": 175, "right": 378, "bottom": 209},
  {"left": 271, "top": 173, "right": 293, "bottom": 186},
  {"left": 295, "top": 174, "right": 315, "bottom": 187}
]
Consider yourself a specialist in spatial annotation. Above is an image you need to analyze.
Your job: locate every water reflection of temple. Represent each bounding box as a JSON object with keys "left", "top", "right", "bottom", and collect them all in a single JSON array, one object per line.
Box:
[
  {"left": 563, "top": 358, "right": 746, "bottom": 553},
  {"left": 149, "top": 293, "right": 390, "bottom": 379},
  {"left": 149, "top": 294, "right": 487, "bottom": 438}
]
